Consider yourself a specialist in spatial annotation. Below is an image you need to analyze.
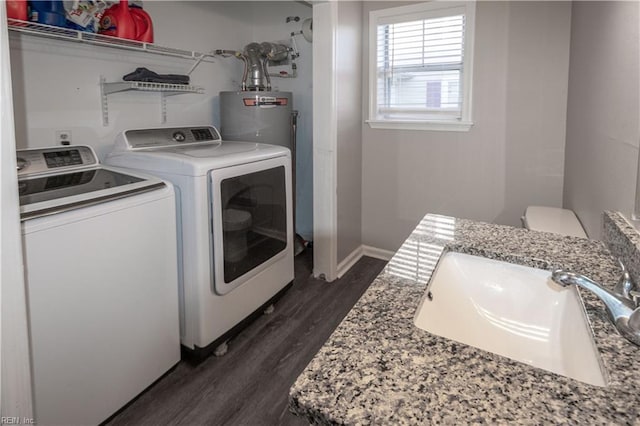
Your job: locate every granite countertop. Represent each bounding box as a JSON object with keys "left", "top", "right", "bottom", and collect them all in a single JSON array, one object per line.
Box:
[{"left": 289, "top": 212, "right": 640, "bottom": 424}]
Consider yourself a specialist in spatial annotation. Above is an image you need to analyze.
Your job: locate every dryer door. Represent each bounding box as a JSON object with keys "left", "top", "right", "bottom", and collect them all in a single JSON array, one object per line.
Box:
[{"left": 209, "top": 155, "right": 292, "bottom": 295}]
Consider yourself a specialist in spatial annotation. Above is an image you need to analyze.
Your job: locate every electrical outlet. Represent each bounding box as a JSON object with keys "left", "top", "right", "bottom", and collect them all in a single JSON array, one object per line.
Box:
[{"left": 56, "top": 130, "right": 72, "bottom": 146}]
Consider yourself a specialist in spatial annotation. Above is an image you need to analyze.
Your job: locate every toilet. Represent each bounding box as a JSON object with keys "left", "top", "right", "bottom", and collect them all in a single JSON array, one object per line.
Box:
[
  {"left": 522, "top": 206, "right": 587, "bottom": 238},
  {"left": 222, "top": 208, "right": 252, "bottom": 262}
]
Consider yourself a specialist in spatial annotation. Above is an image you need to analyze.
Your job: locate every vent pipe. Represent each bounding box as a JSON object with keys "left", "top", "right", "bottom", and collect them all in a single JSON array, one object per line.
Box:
[{"left": 216, "top": 41, "right": 294, "bottom": 91}]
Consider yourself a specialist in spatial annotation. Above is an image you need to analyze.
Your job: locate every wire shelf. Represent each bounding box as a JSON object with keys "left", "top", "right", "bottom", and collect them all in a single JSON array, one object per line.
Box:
[
  {"left": 99, "top": 77, "right": 205, "bottom": 126},
  {"left": 8, "top": 18, "right": 210, "bottom": 61},
  {"left": 102, "top": 81, "right": 204, "bottom": 95}
]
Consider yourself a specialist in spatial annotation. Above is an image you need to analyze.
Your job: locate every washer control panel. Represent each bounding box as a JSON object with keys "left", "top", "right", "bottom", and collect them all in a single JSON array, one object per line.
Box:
[
  {"left": 124, "top": 126, "right": 222, "bottom": 150},
  {"left": 17, "top": 146, "right": 98, "bottom": 177}
]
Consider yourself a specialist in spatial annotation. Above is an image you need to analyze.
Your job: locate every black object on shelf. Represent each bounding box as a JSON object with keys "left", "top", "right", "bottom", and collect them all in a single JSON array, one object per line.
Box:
[{"left": 123, "top": 67, "right": 190, "bottom": 85}]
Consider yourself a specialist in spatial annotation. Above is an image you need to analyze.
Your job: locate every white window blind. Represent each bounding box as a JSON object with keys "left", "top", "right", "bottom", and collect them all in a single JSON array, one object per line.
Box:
[{"left": 369, "top": 2, "right": 475, "bottom": 131}]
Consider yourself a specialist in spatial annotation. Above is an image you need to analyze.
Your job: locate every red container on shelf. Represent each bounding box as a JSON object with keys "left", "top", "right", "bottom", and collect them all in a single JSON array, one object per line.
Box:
[
  {"left": 99, "top": 0, "right": 137, "bottom": 41},
  {"left": 6, "top": 0, "right": 28, "bottom": 21},
  {"left": 130, "top": 5, "right": 153, "bottom": 43}
]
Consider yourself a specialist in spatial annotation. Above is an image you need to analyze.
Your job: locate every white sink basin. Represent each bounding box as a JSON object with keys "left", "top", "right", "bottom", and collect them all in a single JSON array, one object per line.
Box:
[{"left": 414, "top": 252, "right": 606, "bottom": 387}]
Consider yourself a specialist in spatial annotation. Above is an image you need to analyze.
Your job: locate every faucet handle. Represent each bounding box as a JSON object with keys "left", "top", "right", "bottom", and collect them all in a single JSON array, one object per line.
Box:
[
  {"left": 614, "top": 258, "right": 635, "bottom": 301},
  {"left": 630, "top": 290, "right": 640, "bottom": 307},
  {"left": 618, "top": 258, "right": 626, "bottom": 271}
]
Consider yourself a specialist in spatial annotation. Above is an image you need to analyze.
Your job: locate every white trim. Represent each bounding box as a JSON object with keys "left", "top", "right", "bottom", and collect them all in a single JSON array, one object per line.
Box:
[
  {"left": 337, "top": 244, "right": 396, "bottom": 278},
  {"left": 463, "top": 1, "right": 476, "bottom": 126},
  {"left": 363, "top": 245, "right": 395, "bottom": 262},
  {"left": 373, "top": 1, "right": 467, "bottom": 23},
  {"left": 367, "top": 120, "right": 473, "bottom": 132},
  {"left": 367, "top": 1, "right": 476, "bottom": 132},
  {"left": 336, "top": 246, "right": 364, "bottom": 279},
  {"left": 312, "top": 2, "right": 339, "bottom": 282},
  {"left": 1, "top": 2, "right": 34, "bottom": 417},
  {"left": 378, "top": 4, "right": 467, "bottom": 25}
]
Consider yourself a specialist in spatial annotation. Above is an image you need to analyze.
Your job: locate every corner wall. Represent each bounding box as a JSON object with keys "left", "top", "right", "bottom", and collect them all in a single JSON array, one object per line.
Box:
[
  {"left": 336, "top": 2, "right": 363, "bottom": 264},
  {"left": 563, "top": 1, "right": 640, "bottom": 239},
  {"left": 361, "top": 1, "right": 572, "bottom": 252}
]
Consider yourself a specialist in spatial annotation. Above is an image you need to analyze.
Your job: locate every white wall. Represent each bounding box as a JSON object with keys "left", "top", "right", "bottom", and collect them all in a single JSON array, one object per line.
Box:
[
  {"left": 336, "top": 2, "right": 363, "bottom": 263},
  {"left": 499, "top": 1, "right": 571, "bottom": 226},
  {"left": 360, "top": 1, "right": 572, "bottom": 252},
  {"left": 563, "top": 1, "right": 640, "bottom": 239}
]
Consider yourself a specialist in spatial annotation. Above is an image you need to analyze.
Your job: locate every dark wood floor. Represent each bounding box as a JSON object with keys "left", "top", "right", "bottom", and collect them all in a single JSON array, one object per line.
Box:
[{"left": 106, "top": 249, "right": 387, "bottom": 426}]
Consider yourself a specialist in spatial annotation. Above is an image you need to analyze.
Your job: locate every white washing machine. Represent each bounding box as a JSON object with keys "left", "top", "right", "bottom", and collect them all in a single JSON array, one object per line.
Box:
[
  {"left": 105, "top": 126, "right": 294, "bottom": 359},
  {"left": 17, "top": 146, "right": 180, "bottom": 425}
]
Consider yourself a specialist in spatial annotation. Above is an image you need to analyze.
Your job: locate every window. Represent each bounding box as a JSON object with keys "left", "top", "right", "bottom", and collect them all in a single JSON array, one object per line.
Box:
[{"left": 368, "top": 1, "right": 476, "bottom": 131}]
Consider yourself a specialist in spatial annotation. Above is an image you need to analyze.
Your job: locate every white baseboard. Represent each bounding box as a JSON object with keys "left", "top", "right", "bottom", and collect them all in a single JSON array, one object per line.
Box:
[
  {"left": 336, "top": 245, "right": 364, "bottom": 278},
  {"left": 362, "top": 245, "right": 395, "bottom": 261},
  {"left": 335, "top": 245, "right": 395, "bottom": 278}
]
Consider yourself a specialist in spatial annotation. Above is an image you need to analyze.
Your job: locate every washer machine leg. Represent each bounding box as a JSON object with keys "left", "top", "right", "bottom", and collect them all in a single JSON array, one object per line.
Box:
[
  {"left": 213, "top": 341, "right": 229, "bottom": 357},
  {"left": 263, "top": 304, "right": 275, "bottom": 315}
]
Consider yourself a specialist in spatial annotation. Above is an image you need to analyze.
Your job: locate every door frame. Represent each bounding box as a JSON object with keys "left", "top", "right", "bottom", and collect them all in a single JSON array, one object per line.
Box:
[
  {"left": 312, "top": 1, "right": 339, "bottom": 282},
  {"left": 1, "top": 6, "right": 35, "bottom": 418}
]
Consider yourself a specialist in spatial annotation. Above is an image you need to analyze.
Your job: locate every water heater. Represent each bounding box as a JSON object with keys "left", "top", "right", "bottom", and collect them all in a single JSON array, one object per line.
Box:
[{"left": 219, "top": 91, "right": 293, "bottom": 149}]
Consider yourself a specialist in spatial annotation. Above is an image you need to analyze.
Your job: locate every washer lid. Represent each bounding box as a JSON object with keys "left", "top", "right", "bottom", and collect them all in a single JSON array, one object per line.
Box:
[{"left": 18, "top": 166, "right": 166, "bottom": 221}]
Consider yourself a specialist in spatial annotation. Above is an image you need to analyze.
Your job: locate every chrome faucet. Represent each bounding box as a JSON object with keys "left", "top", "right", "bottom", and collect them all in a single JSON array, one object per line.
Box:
[
  {"left": 551, "top": 264, "right": 640, "bottom": 346},
  {"left": 614, "top": 259, "right": 635, "bottom": 301}
]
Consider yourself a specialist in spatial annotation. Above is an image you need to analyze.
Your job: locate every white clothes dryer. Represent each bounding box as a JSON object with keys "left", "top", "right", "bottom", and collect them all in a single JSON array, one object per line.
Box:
[{"left": 105, "top": 126, "right": 294, "bottom": 360}]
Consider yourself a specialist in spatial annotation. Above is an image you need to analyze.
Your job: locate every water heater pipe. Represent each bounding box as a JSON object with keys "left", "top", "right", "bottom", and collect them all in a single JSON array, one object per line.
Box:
[
  {"left": 268, "top": 62, "right": 297, "bottom": 79},
  {"left": 262, "top": 57, "right": 272, "bottom": 91},
  {"left": 214, "top": 49, "right": 248, "bottom": 91},
  {"left": 216, "top": 41, "right": 296, "bottom": 91},
  {"left": 244, "top": 42, "right": 267, "bottom": 90},
  {"left": 261, "top": 41, "right": 289, "bottom": 62}
]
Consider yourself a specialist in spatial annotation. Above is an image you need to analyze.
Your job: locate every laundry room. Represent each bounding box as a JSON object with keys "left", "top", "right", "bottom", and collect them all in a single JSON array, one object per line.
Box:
[
  {"left": 8, "top": 1, "right": 314, "bottom": 244},
  {"left": 3, "top": 0, "right": 640, "bottom": 425}
]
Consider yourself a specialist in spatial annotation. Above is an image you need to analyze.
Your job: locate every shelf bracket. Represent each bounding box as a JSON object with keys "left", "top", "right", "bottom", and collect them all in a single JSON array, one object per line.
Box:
[
  {"left": 161, "top": 92, "right": 167, "bottom": 124},
  {"left": 187, "top": 52, "right": 216, "bottom": 75},
  {"left": 100, "top": 76, "right": 109, "bottom": 126}
]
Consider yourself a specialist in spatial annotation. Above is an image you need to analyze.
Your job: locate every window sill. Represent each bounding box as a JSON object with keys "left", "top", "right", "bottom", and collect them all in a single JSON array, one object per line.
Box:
[{"left": 366, "top": 120, "right": 474, "bottom": 132}]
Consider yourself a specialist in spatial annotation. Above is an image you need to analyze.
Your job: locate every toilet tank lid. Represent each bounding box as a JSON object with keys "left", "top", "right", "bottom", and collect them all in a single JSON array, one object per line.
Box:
[{"left": 524, "top": 206, "right": 587, "bottom": 238}]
